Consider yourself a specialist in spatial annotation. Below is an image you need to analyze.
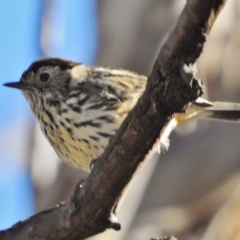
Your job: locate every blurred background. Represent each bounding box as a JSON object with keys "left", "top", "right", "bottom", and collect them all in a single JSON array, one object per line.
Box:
[{"left": 0, "top": 0, "right": 240, "bottom": 239}]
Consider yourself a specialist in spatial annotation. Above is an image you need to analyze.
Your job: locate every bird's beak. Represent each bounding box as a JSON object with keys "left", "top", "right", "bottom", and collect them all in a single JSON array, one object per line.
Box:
[{"left": 3, "top": 81, "right": 25, "bottom": 90}]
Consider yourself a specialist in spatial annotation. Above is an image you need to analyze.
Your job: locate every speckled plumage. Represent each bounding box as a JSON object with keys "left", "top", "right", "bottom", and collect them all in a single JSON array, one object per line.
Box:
[
  {"left": 19, "top": 58, "right": 146, "bottom": 170},
  {"left": 4, "top": 58, "right": 240, "bottom": 171}
]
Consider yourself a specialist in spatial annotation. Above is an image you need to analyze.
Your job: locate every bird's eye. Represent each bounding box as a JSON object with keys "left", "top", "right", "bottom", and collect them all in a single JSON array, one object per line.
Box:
[{"left": 39, "top": 73, "right": 50, "bottom": 82}]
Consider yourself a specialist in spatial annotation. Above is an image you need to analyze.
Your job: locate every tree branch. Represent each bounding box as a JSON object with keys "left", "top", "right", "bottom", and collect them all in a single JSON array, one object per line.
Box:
[{"left": 0, "top": 0, "right": 227, "bottom": 239}]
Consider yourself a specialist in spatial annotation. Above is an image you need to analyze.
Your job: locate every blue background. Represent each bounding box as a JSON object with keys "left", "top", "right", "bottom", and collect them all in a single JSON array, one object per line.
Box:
[{"left": 0, "top": 0, "right": 98, "bottom": 229}]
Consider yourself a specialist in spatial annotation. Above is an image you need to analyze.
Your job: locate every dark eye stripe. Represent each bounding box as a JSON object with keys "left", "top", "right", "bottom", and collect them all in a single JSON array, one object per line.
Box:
[{"left": 39, "top": 73, "right": 50, "bottom": 82}]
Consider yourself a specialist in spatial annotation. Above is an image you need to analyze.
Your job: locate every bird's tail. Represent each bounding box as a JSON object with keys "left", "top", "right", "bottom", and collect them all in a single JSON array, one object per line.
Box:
[{"left": 175, "top": 97, "right": 240, "bottom": 125}]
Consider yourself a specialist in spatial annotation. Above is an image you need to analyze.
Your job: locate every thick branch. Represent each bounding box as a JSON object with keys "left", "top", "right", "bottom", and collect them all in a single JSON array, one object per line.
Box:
[{"left": 0, "top": 0, "right": 226, "bottom": 239}]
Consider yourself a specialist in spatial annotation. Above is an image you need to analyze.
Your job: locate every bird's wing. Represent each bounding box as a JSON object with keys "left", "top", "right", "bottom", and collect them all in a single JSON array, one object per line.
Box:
[{"left": 82, "top": 67, "right": 147, "bottom": 114}]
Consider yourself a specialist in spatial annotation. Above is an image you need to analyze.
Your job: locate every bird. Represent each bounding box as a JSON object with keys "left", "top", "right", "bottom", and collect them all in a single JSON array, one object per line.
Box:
[{"left": 4, "top": 58, "right": 240, "bottom": 171}]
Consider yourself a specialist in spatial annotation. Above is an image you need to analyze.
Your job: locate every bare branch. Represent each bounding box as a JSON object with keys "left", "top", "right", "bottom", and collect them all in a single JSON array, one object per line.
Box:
[{"left": 0, "top": 0, "right": 227, "bottom": 239}]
